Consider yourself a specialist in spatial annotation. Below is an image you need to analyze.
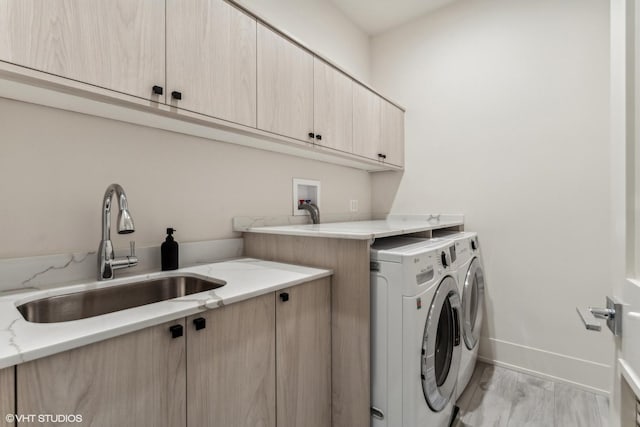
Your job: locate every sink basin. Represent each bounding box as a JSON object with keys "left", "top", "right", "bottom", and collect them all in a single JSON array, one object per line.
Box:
[{"left": 17, "top": 275, "right": 226, "bottom": 323}]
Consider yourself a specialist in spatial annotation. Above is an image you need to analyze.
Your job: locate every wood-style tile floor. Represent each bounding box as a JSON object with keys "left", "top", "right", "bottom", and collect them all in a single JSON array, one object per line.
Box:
[{"left": 453, "top": 362, "right": 609, "bottom": 427}]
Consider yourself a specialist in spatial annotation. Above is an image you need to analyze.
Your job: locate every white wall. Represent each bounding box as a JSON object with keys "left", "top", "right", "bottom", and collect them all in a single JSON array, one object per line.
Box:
[
  {"left": 233, "top": 0, "right": 371, "bottom": 83},
  {"left": 0, "top": 0, "right": 373, "bottom": 259},
  {"left": 371, "top": 0, "right": 612, "bottom": 392}
]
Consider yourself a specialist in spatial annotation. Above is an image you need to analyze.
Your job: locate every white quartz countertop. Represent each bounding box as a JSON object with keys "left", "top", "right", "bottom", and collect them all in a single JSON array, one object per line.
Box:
[
  {"left": 0, "top": 258, "right": 332, "bottom": 369},
  {"left": 237, "top": 215, "right": 464, "bottom": 240}
]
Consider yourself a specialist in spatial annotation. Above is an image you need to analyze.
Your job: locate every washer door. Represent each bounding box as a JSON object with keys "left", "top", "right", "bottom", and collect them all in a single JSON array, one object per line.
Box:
[
  {"left": 462, "top": 257, "right": 485, "bottom": 350},
  {"left": 421, "top": 276, "right": 462, "bottom": 412}
]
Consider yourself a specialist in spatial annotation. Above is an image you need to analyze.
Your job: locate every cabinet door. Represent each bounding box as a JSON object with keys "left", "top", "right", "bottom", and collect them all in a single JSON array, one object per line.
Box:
[
  {"left": 0, "top": 367, "right": 14, "bottom": 427},
  {"left": 381, "top": 100, "right": 405, "bottom": 167},
  {"left": 276, "top": 278, "right": 331, "bottom": 427},
  {"left": 257, "top": 24, "right": 314, "bottom": 142},
  {"left": 17, "top": 320, "right": 186, "bottom": 427},
  {"left": 314, "top": 59, "right": 353, "bottom": 153},
  {"left": 0, "top": 0, "right": 165, "bottom": 101},
  {"left": 187, "top": 294, "right": 276, "bottom": 427},
  {"left": 167, "top": 0, "right": 257, "bottom": 127},
  {"left": 353, "top": 83, "right": 382, "bottom": 161}
]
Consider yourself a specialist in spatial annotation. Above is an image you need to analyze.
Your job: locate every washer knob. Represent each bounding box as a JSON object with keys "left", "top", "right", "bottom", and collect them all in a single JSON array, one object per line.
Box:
[
  {"left": 471, "top": 239, "right": 478, "bottom": 251},
  {"left": 441, "top": 251, "right": 448, "bottom": 268}
]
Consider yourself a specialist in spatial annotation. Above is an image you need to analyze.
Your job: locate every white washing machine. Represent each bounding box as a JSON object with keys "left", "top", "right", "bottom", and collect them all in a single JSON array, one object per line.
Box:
[
  {"left": 370, "top": 236, "right": 462, "bottom": 427},
  {"left": 438, "top": 231, "right": 486, "bottom": 400}
]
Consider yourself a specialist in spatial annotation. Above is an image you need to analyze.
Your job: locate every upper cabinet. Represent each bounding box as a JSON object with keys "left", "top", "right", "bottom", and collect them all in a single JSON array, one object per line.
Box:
[
  {"left": 257, "top": 23, "right": 314, "bottom": 143},
  {"left": 167, "top": 0, "right": 257, "bottom": 127},
  {"left": 381, "top": 99, "right": 405, "bottom": 167},
  {"left": 353, "top": 83, "right": 382, "bottom": 161},
  {"left": 353, "top": 83, "right": 405, "bottom": 167},
  {"left": 0, "top": 0, "right": 165, "bottom": 101},
  {"left": 313, "top": 59, "right": 354, "bottom": 153},
  {"left": 0, "top": 0, "right": 404, "bottom": 171}
]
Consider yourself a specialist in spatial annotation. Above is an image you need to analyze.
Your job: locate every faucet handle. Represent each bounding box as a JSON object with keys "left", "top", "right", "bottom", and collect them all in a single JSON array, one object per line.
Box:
[{"left": 127, "top": 241, "right": 139, "bottom": 267}]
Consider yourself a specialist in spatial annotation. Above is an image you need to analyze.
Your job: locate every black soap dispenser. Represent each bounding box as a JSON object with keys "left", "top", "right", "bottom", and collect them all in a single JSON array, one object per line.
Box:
[{"left": 161, "top": 228, "right": 179, "bottom": 271}]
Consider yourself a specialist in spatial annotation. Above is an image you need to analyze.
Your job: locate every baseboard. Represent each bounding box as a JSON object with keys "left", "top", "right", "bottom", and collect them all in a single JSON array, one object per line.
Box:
[{"left": 478, "top": 337, "right": 611, "bottom": 396}]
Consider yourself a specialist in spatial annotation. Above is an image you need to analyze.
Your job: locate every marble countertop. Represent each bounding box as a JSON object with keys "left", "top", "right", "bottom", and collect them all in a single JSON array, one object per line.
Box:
[
  {"left": 0, "top": 258, "right": 332, "bottom": 369},
  {"left": 235, "top": 214, "right": 464, "bottom": 240}
]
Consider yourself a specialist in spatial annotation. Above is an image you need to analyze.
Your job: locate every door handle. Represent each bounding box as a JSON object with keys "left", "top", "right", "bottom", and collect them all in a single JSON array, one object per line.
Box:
[
  {"left": 576, "top": 296, "right": 622, "bottom": 336},
  {"left": 371, "top": 407, "right": 384, "bottom": 420},
  {"left": 576, "top": 307, "right": 602, "bottom": 331}
]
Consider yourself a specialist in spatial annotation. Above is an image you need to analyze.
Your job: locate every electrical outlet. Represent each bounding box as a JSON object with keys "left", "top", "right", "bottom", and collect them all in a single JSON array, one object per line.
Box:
[{"left": 350, "top": 199, "right": 358, "bottom": 212}]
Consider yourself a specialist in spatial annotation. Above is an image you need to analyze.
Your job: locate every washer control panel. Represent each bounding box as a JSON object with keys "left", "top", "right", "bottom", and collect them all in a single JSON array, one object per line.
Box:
[
  {"left": 436, "top": 244, "right": 455, "bottom": 271},
  {"left": 409, "top": 249, "right": 451, "bottom": 289}
]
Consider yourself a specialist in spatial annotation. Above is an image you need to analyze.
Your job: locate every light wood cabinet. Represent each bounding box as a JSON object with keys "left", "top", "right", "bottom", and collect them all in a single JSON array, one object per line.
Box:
[
  {"left": 186, "top": 280, "right": 330, "bottom": 427},
  {"left": 167, "top": 0, "right": 257, "bottom": 127},
  {"left": 257, "top": 23, "right": 314, "bottom": 142},
  {"left": 0, "top": 0, "right": 165, "bottom": 101},
  {"left": 17, "top": 320, "right": 186, "bottom": 427},
  {"left": 245, "top": 234, "right": 371, "bottom": 427},
  {"left": 0, "top": 0, "right": 403, "bottom": 171},
  {"left": 353, "top": 83, "right": 405, "bottom": 167},
  {"left": 186, "top": 293, "right": 276, "bottom": 427},
  {"left": 313, "top": 59, "right": 354, "bottom": 153},
  {"left": 0, "top": 367, "right": 14, "bottom": 427},
  {"left": 381, "top": 99, "right": 405, "bottom": 167},
  {"left": 276, "top": 278, "right": 331, "bottom": 427},
  {"left": 353, "top": 83, "right": 383, "bottom": 161}
]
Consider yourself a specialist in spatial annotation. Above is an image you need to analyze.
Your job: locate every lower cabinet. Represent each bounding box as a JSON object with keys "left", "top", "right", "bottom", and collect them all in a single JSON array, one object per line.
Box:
[
  {"left": 12, "top": 278, "right": 331, "bottom": 427},
  {"left": 276, "top": 279, "right": 331, "bottom": 427},
  {"left": 0, "top": 367, "right": 14, "bottom": 427},
  {"left": 17, "top": 319, "right": 187, "bottom": 427},
  {"left": 186, "top": 293, "right": 276, "bottom": 427},
  {"left": 187, "top": 277, "right": 331, "bottom": 427}
]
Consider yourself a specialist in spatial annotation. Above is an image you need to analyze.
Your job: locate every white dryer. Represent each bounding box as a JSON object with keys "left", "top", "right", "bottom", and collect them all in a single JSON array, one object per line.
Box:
[
  {"left": 370, "top": 236, "right": 462, "bottom": 427},
  {"left": 438, "top": 231, "right": 486, "bottom": 400}
]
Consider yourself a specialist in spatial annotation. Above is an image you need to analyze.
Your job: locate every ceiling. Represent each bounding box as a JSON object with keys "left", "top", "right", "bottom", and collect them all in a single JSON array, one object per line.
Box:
[{"left": 330, "top": 0, "right": 457, "bottom": 35}]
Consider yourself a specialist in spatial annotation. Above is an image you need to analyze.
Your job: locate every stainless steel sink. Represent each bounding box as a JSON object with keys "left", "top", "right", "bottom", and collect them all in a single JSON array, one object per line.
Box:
[{"left": 17, "top": 275, "right": 226, "bottom": 323}]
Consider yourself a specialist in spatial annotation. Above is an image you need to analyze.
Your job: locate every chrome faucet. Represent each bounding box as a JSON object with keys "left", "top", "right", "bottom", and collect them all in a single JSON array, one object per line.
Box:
[
  {"left": 298, "top": 202, "right": 321, "bottom": 224},
  {"left": 98, "top": 183, "right": 138, "bottom": 280}
]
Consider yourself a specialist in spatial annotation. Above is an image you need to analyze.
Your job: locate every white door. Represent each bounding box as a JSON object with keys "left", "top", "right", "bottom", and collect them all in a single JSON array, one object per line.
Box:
[{"left": 604, "top": 1, "right": 640, "bottom": 426}]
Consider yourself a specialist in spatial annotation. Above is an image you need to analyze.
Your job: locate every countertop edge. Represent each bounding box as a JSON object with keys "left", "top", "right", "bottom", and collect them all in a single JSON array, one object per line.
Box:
[{"left": 239, "top": 219, "right": 464, "bottom": 240}]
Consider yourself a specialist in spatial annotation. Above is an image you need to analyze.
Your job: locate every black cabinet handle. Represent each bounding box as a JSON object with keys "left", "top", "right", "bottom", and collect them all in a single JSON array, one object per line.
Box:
[
  {"left": 152, "top": 85, "right": 163, "bottom": 95},
  {"left": 377, "top": 153, "right": 387, "bottom": 160},
  {"left": 308, "top": 132, "right": 315, "bottom": 139},
  {"left": 280, "top": 292, "right": 290, "bottom": 302},
  {"left": 193, "top": 317, "right": 206, "bottom": 331},
  {"left": 315, "top": 134, "right": 322, "bottom": 141},
  {"left": 169, "top": 324, "right": 183, "bottom": 339},
  {"left": 171, "top": 91, "right": 182, "bottom": 100}
]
